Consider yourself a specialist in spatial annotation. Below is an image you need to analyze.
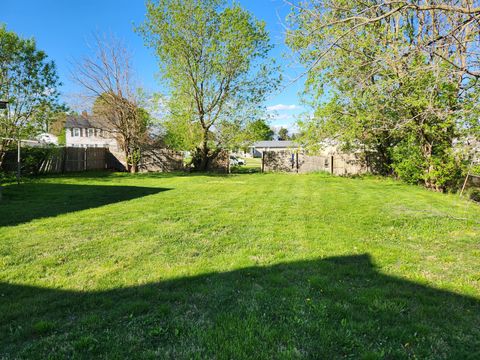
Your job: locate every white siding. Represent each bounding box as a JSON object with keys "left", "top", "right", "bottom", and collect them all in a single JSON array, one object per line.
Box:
[{"left": 65, "top": 127, "right": 119, "bottom": 151}]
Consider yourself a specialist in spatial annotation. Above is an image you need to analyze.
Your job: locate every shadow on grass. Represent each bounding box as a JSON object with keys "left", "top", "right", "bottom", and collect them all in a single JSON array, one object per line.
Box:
[
  {"left": 27, "top": 169, "right": 276, "bottom": 182},
  {"left": 0, "top": 183, "right": 169, "bottom": 226},
  {"left": 1, "top": 254, "right": 479, "bottom": 358},
  {"left": 230, "top": 165, "right": 262, "bottom": 174}
]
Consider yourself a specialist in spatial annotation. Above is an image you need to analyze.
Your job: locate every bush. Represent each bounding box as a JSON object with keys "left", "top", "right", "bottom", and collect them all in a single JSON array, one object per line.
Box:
[
  {"left": 22, "top": 146, "right": 63, "bottom": 175},
  {"left": 390, "top": 137, "right": 465, "bottom": 191},
  {"left": 390, "top": 139, "right": 424, "bottom": 185},
  {"left": 1, "top": 146, "right": 64, "bottom": 176}
]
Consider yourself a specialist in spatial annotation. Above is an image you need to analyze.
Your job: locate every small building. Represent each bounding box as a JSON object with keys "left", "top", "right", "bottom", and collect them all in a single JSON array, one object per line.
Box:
[
  {"left": 65, "top": 114, "right": 119, "bottom": 151},
  {"left": 17, "top": 133, "right": 58, "bottom": 147},
  {"left": 249, "top": 140, "right": 299, "bottom": 158}
]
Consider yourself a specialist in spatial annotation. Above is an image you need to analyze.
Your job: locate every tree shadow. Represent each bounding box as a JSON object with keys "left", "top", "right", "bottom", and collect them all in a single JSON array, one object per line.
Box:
[
  {"left": 1, "top": 254, "right": 478, "bottom": 358},
  {"left": 0, "top": 183, "right": 170, "bottom": 227},
  {"left": 230, "top": 165, "right": 262, "bottom": 174}
]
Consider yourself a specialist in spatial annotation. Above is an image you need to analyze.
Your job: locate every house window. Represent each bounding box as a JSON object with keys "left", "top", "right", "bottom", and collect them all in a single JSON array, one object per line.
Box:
[
  {"left": 88, "top": 128, "right": 95, "bottom": 137},
  {"left": 72, "top": 128, "right": 80, "bottom": 137}
]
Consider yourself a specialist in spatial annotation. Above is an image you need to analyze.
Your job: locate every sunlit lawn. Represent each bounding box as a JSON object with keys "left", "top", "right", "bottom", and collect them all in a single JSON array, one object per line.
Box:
[{"left": 1, "top": 171, "right": 479, "bottom": 359}]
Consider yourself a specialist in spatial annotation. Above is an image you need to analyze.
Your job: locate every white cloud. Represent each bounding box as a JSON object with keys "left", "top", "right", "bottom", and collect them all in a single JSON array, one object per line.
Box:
[
  {"left": 271, "top": 113, "right": 292, "bottom": 121},
  {"left": 267, "top": 104, "right": 298, "bottom": 111}
]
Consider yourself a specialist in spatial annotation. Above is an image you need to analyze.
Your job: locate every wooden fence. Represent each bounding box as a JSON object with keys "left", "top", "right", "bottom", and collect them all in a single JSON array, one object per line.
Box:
[
  {"left": 262, "top": 151, "right": 369, "bottom": 175},
  {"left": 1, "top": 147, "right": 109, "bottom": 174},
  {"left": 1, "top": 146, "right": 185, "bottom": 175}
]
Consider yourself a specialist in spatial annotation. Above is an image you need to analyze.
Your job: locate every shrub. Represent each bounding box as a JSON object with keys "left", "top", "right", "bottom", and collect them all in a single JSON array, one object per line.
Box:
[
  {"left": 0, "top": 146, "right": 64, "bottom": 176},
  {"left": 22, "top": 146, "right": 63, "bottom": 175},
  {"left": 391, "top": 137, "right": 465, "bottom": 191},
  {"left": 390, "top": 139, "right": 424, "bottom": 185}
]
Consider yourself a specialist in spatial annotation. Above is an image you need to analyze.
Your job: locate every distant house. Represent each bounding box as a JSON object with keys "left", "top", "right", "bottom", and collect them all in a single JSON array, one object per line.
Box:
[
  {"left": 65, "top": 114, "right": 119, "bottom": 151},
  {"left": 18, "top": 133, "right": 58, "bottom": 147},
  {"left": 249, "top": 140, "right": 299, "bottom": 157},
  {"left": 36, "top": 133, "right": 58, "bottom": 145}
]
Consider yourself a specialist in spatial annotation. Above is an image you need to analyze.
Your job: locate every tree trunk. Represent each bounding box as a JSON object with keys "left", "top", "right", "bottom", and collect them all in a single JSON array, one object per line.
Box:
[
  {"left": 124, "top": 148, "right": 133, "bottom": 173},
  {"left": 0, "top": 149, "right": 5, "bottom": 171},
  {"left": 421, "top": 140, "right": 436, "bottom": 190},
  {"left": 0, "top": 139, "right": 12, "bottom": 171},
  {"left": 130, "top": 165, "right": 137, "bottom": 173},
  {"left": 199, "top": 128, "right": 210, "bottom": 171}
]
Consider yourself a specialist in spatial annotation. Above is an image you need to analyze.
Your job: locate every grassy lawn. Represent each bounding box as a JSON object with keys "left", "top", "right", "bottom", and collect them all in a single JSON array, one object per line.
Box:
[
  {"left": 1, "top": 172, "right": 479, "bottom": 359},
  {"left": 231, "top": 157, "right": 262, "bottom": 173}
]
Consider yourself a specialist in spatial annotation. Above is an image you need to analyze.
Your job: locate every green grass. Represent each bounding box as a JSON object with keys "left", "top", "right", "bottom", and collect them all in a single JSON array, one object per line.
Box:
[
  {"left": 243, "top": 156, "right": 262, "bottom": 169},
  {"left": 231, "top": 157, "right": 262, "bottom": 173},
  {"left": 1, "top": 171, "right": 479, "bottom": 359}
]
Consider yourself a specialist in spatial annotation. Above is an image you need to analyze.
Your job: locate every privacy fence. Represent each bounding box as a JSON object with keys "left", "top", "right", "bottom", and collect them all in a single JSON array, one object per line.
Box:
[
  {"left": 1, "top": 146, "right": 184, "bottom": 175},
  {"left": 1, "top": 147, "right": 109, "bottom": 175},
  {"left": 138, "top": 147, "right": 185, "bottom": 172},
  {"left": 262, "top": 151, "right": 368, "bottom": 175}
]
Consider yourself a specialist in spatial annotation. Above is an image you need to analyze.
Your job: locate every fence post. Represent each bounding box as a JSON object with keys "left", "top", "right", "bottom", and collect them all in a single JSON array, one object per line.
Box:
[
  {"left": 61, "top": 147, "right": 67, "bottom": 173},
  {"left": 261, "top": 152, "right": 265, "bottom": 173},
  {"left": 296, "top": 152, "right": 299, "bottom": 173},
  {"left": 330, "top": 155, "right": 334, "bottom": 174},
  {"left": 16, "top": 138, "right": 21, "bottom": 184},
  {"left": 84, "top": 147, "right": 87, "bottom": 171}
]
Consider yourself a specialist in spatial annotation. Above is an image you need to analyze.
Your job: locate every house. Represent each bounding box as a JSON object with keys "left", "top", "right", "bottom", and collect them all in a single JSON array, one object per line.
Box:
[
  {"left": 36, "top": 133, "right": 58, "bottom": 145},
  {"left": 249, "top": 140, "right": 299, "bottom": 157},
  {"left": 15, "top": 133, "right": 58, "bottom": 147},
  {"left": 65, "top": 113, "right": 119, "bottom": 151}
]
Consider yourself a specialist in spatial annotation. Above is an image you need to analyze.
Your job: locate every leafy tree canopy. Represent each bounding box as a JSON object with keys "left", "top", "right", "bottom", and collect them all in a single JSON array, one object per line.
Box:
[
  {"left": 287, "top": 0, "right": 480, "bottom": 190},
  {"left": 138, "top": 0, "right": 279, "bottom": 170},
  {"left": 0, "top": 25, "right": 63, "bottom": 165}
]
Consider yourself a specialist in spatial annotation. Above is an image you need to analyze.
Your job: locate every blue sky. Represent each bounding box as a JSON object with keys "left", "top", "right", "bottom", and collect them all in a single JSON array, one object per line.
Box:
[{"left": 3, "top": 0, "right": 305, "bottom": 130}]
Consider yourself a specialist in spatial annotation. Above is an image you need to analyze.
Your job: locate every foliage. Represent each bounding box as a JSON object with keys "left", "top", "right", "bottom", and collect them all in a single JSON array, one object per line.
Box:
[
  {"left": 0, "top": 146, "right": 64, "bottom": 177},
  {"left": 0, "top": 25, "right": 63, "bottom": 167},
  {"left": 277, "top": 127, "right": 289, "bottom": 141},
  {"left": 286, "top": 1, "right": 480, "bottom": 191},
  {"left": 48, "top": 112, "right": 68, "bottom": 145},
  {"left": 57, "top": 128, "right": 66, "bottom": 146},
  {"left": 21, "top": 146, "right": 63, "bottom": 176},
  {"left": 138, "top": 0, "right": 279, "bottom": 170},
  {"left": 0, "top": 172, "right": 479, "bottom": 357},
  {"left": 245, "top": 119, "right": 274, "bottom": 141}
]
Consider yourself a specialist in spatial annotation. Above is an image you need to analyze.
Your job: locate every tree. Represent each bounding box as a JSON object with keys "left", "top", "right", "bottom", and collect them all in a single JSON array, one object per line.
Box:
[
  {"left": 49, "top": 112, "right": 68, "bottom": 145},
  {"left": 138, "top": 0, "right": 278, "bottom": 171},
  {"left": 0, "top": 25, "right": 62, "bottom": 167},
  {"left": 286, "top": 0, "right": 480, "bottom": 190},
  {"left": 278, "top": 127, "right": 289, "bottom": 141},
  {"left": 246, "top": 119, "right": 274, "bottom": 141},
  {"left": 72, "top": 35, "right": 149, "bottom": 172}
]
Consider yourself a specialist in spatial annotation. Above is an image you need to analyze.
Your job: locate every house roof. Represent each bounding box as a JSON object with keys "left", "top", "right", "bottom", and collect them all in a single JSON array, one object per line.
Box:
[
  {"left": 65, "top": 115, "right": 111, "bottom": 129},
  {"left": 251, "top": 140, "right": 299, "bottom": 148}
]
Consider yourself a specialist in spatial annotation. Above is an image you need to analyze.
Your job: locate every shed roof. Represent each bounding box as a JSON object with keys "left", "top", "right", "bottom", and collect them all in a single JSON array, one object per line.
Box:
[{"left": 251, "top": 140, "right": 299, "bottom": 148}]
